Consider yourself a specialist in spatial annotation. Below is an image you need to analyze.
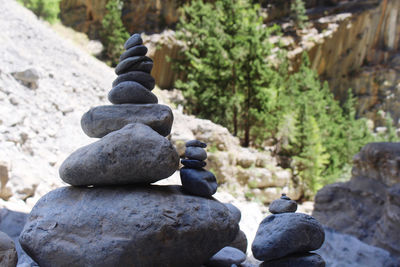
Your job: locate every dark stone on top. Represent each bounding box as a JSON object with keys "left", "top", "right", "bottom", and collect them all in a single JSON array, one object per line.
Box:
[
  {"left": 280, "top": 193, "right": 291, "bottom": 200},
  {"left": 252, "top": 213, "right": 325, "bottom": 261},
  {"left": 112, "top": 71, "right": 155, "bottom": 90},
  {"left": 180, "top": 167, "right": 217, "bottom": 197},
  {"left": 124, "top": 33, "right": 143, "bottom": 50},
  {"left": 120, "top": 45, "right": 148, "bottom": 61},
  {"left": 224, "top": 203, "right": 241, "bottom": 224},
  {"left": 108, "top": 81, "right": 158, "bottom": 104},
  {"left": 181, "top": 159, "right": 206, "bottom": 169},
  {"left": 186, "top": 140, "right": 207, "bottom": 148},
  {"left": 185, "top": 146, "right": 207, "bottom": 161},
  {"left": 81, "top": 104, "right": 173, "bottom": 138},
  {"left": 205, "top": 246, "right": 246, "bottom": 267},
  {"left": 115, "top": 56, "right": 153, "bottom": 75},
  {"left": 269, "top": 195, "right": 297, "bottom": 214},
  {"left": 260, "top": 253, "right": 325, "bottom": 267}
]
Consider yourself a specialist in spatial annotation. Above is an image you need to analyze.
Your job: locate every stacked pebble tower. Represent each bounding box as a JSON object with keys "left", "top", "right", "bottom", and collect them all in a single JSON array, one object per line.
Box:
[
  {"left": 252, "top": 194, "right": 326, "bottom": 267},
  {"left": 180, "top": 140, "right": 218, "bottom": 197}
]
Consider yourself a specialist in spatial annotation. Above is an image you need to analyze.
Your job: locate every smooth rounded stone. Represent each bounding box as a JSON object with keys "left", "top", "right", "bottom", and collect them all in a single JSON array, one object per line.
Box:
[
  {"left": 229, "top": 230, "right": 248, "bottom": 253},
  {"left": 125, "top": 60, "right": 153, "bottom": 73},
  {"left": 186, "top": 140, "right": 207, "bottom": 148},
  {"left": 260, "top": 253, "right": 325, "bottom": 267},
  {"left": 112, "top": 71, "right": 155, "bottom": 90},
  {"left": 59, "top": 123, "right": 179, "bottom": 186},
  {"left": 269, "top": 195, "right": 297, "bottom": 214},
  {"left": 119, "top": 45, "right": 148, "bottom": 61},
  {"left": 108, "top": 81, "right": 158, "bottom": 104},
  {"left": 115, "top": 56, "right": 152, "bottom": 75},
  {"left": 81, "top": 104, "right": 173, "bottom": 138},
  {"left": 0, "top": 231, "right": 18, "bottom": 267},
  {"left": 180, "top": 167, "right": 217, "bottom": 197},
  {"left": 205, "top": 247, "right": 246, "bottom": 267},
  {"left": 224, "top": 203, "right": 241, "bottom": 224},
  {"left": 252, "top": 213, "right": 325, "bottom": 261},
  {"left": 124, "top": 33, "right": 143, "bottom": 50},
  {"left": 19, "top": 185, "right": 239, "bottom": 267},
  {"left": 181, "top": 159, "right": 206, "bottom": 169},
  {"left": 185, "top": 146, "right": 207, "bottom": 161}
]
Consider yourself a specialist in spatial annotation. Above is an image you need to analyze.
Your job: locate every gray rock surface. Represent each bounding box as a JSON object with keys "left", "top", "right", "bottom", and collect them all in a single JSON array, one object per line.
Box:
[
  {"left": 81, "top": 104, "right": 173, "bottom": 138},
  {"left": 229, "top": 230, "right": 247, "bottom": 254},
  {"left": 19, "top": 185, "right": 239, "bottom": 267},
  {"left": 317, "top": 227, "right": 399, "bottom": 267},
  {"left": 269, "top": 195, "right": 297, "bottom": 214},
  {"left": 185, "top": 146, "right": 207, "bottom": 161},
  {"left": 260, "top": 253, "right": 325, "bottom": 267},
  {"left": 225, "top": 203, "right": 241, "bottom": 224},
  {"left": 180, "top": 168, "right": 218, "bottom": 197},
  {"left": 0, "top": 231, "right": 17, "bottom": 267},
  {"left": 60, "top": 123, "right": 179, "bottom": 186},
  {"left": 108, "top": 81, "right": 158, "bottom": 104},
  {"left": 252, "top": 213, "right": 325, "bottom": 261},
  {"left": 205, "top": 246, "right": 246, "bottom": 267},
  {"left": 112, "top": 71, "right": 155, "bottom": 90}
]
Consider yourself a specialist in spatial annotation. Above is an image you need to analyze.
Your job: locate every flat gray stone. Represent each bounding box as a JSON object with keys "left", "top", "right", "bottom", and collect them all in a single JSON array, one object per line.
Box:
[
  {"left": 112, "top": 71, "right": 155, "bottom": 90},
  {"left": 19, "top": 185, "right": 239, "bottom": 267},
  {"left": 108, "top": 81, "right": 158, "bottom": 104},
  {"left": 186, "top": 140, "right": 207, "bottom": 148},
  {"left": 185, "top": 146, "right": 207, "bottom": 161},
  {"left": 0, "top": 231, "right": 17, "bottom": 267},
  {"left": 81, "top": 104, "right": 173, "bottom": 138},
  {"left": 59, "top": 123, "right": 179, "bottom": 186},
  {"left": 205, "top": 246, "right": 246, "bottom": 267},
  {"left": 115, "top": 56, "right": 152, "bottom": 75},
  {"left": 260, "top": 253, "right": 325, "bottom": 267},
  {"left": 120, "top": 45, "right": 148, "bottom": 61},
  {"left": 124, "top": 33, "right": 143, "bottom": 50},
  {"left": 252, "top": 213, "right": 325, "bottom": 261}
]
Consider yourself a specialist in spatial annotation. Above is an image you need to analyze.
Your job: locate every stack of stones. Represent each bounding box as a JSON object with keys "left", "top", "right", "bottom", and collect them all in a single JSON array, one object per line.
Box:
[
  {"left": 180, "top": 140, "right": 218, "bottom": 197},
  {"left": 18, "top": 34, "right": 239, "bottom": 267},
  {"left": 252, "top": 194, "right": 326, "bottom": 267}
]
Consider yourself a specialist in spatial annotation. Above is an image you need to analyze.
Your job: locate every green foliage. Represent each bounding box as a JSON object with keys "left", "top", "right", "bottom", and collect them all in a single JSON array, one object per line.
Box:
[
  {"left": 18, "top": 0, "right": 60, "bottom": 23},
  {"left": 100, "top": 0, "right": 130, "bottom": 66},
  {"left": 290, "top": 0, "right": 308, "bottom": 29}
]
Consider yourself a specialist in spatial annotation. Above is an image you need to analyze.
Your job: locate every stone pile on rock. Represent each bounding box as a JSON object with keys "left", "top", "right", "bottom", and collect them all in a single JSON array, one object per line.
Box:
[
  {"left": 18, "top": 34, "right": 239, "bottom": 267},
  {"left": 252, "top": 194, "right": 326, "bottom": 267},
  {"left": 180, "top": 140, "right": 218, "bottom": 197}
]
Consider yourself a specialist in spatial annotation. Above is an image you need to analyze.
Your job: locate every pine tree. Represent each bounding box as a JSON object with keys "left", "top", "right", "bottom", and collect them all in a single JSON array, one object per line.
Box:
[
  {"left": 290, "top": 0, "right": 308, "bottom": 30},
  {"left": 100, "top": 0, "right": 130, "bottom": 66}
]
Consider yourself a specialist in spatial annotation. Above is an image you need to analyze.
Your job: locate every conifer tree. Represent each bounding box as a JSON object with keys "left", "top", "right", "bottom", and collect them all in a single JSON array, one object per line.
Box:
[{"left": 290, "top": 0, "right": 308, "bottom": 29}]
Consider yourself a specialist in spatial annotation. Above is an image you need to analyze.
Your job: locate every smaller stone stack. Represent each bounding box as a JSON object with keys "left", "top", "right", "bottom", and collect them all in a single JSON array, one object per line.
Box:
[
  {"left": 180, "top": 140, "right": 218, "bottom": 197},
  {"left": 252, "top": 194, "right": 326, "bottom": 267}
]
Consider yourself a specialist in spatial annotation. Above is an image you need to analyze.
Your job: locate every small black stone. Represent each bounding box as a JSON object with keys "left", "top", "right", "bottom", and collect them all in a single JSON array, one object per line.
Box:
[
  {"left": 185, "top": 140, "right": 207, "bottom": 148},
  {"left": 180, "top": 167, "right": 217, "bottom": 197},
  {"left": 115, "top": 56, "right": 153, "bottom": 75},
  {"left": 124, "top": 33, "right": 143, "bottom": 50},
  {"left": 112, "top": 71, "right": 155, "bottom": 90},
  {"left": 108, "top": 81, "right": 158, "bottom": 104},
  {"left": 185, "top": 147, "right": 207, "bottom": 161},
  {"left": 181, "top": 159, "right": 206, "bottom": 169},
  {"left": 120, "top": 45, "right": 148, "bottom": 61}
]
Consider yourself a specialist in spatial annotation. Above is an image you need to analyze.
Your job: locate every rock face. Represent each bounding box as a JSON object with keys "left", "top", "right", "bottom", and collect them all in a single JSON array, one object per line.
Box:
[
  {"left": 19, "top": 186, "right": 238, "bottom": 267},
  {"left": 313, "top": 142, "right": 400, "bottom": 258},
  {"left": 59, "top": 123, "right": 179, "bottom": 185},
  {"left": 0, "top": 231, "right": 17, "bottom": 267}
]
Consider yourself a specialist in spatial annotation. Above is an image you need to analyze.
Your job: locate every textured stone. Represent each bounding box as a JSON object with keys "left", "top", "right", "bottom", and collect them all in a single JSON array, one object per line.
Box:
[
  {"left": 180, "top": 168, "right": 217, "bottom": 197},
  {"left": 81, "top": 104, "right": 173, "bottom": 138},
  {"left": 108, "top": 81, "right": 158, "bottom": 104},
  {"left": 120, "top": 45, "right": 148, "bottom": 61},
  {"left": 112, "top": 71, "right": 155, "bottom": 90},
  {"left": 0, "top": 231, "right": 17, "bottom": 267},
  {"left": 124, "top": 33, "right": 143, "bottom": 50},
  {"left": 205, "top": 247, "right": 246, "bottom": 267},
  {"left": 181, "top": 159, "right": 206, "bottom": 169},
  {"left": 19, "top": 185, "right": 239, "bottom": 267},
  {"left": 115, "top": 56, "right": 153, "bottom": 75},
  {"left": 11, "top": 68, "right": 40, "bottom": 89},
  {"left": 224, "top": 203, "right": 241, "bottom": 224},
  {"left": 185, "top": 146, "right": 207, "bottom": 161},
  {"left": 260, "top": 253, "right": 325, "bottom": 267},
  {"left": 229, "top": 230, "right": 247, "bottom": 254},
  {"left": 252, "top": 213, "right": 325, "bottom": 261},
  {"left": 59, "top": 123, "right": 179, "bottom": 186},
  {"left": 186, "top": 140, "right": 207, "bottom": 148},
  {"left": 269, "top": 195, "right": 297, "bottom": 214}
]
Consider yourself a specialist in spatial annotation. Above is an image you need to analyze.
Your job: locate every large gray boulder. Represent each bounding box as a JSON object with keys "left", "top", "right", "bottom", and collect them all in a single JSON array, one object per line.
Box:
[
  {"left": 0, "top": 231, "right": 17, "bottom": 267},
  {"left": 19, "top": 185, "right": 239, "bottom": 267},
  {"left": 81, "top": 104, "right": 173, "bottom": 138},
  {"left": 59, "top": 123, "right": 179, "bottom": 186},
  {"left": 252, "top": 213, "right": 325, "bottom": 261}
]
